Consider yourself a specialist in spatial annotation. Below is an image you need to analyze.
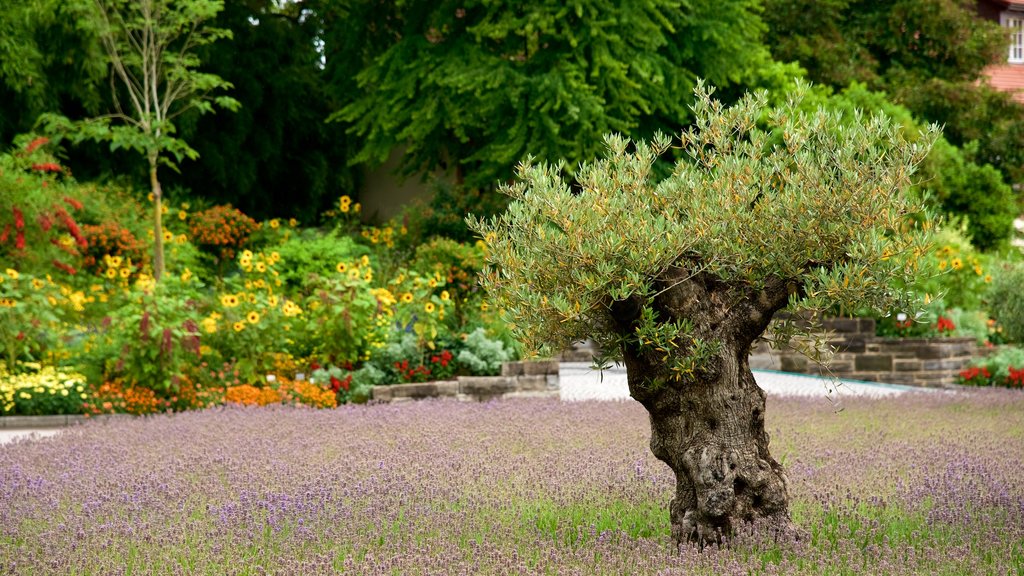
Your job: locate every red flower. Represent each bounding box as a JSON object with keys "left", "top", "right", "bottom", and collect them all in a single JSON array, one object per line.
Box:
[
  {"left": 38, "top": 214, "right": 52, "bottom": 231},
  {"left": 936, "top": 316, "right": 955, "bottom": 334},
  {"left": 52, "top": 259, "right": 77, "bottom": 275},
  {"left": 12, "top": 206, "right": 24, "bottom": 230},
  {"left": 15, "top": 231, "right": 24, "bottom": 250},
  {"left": 25, "top": 137, "right": 49, "bottom": 154},
  {"left": 0, "top": 225, "right": 9, "bottom": 244},
  {"left": 31, "top": 162, "right": 62, "bottom": 173},
  {"left": 63, "top": 196, "right": 84, "bottom": 211}
]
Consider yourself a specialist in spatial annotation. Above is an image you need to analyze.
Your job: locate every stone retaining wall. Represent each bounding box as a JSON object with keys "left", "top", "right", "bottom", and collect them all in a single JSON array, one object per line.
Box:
[
  {"left": 370, "top": 359, "right": 561, "bottom": 403},
  {"left": 776, "top": 317, "right": 975, "bottom": 388}
]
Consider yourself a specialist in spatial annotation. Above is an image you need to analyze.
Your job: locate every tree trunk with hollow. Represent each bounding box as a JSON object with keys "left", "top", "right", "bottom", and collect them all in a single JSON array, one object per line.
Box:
[{"left": 612, "top": 267, "right": 795, "bottom": 545}]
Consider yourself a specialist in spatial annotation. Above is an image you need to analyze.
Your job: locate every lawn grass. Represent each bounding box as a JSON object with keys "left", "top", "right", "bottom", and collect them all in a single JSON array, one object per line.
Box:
[{"left": 1, "top": 390, "right": 1022, "bottom": 574}]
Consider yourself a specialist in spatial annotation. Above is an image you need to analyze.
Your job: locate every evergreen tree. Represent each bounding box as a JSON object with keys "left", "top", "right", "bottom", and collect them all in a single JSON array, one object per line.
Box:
[{"left": 323, "top": 0, "right": 769, "bottom": 189}]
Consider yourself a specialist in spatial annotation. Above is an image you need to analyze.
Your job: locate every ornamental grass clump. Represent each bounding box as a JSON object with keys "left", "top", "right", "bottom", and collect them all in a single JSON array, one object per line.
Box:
[{"left": 0, "top": 392, "right": 1021, "bottom": 574}]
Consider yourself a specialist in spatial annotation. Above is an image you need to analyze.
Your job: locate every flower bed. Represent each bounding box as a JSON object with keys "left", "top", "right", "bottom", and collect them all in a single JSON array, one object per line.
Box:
[{"left": 1, "top": 393, "right": 1021, "bottom": 574}]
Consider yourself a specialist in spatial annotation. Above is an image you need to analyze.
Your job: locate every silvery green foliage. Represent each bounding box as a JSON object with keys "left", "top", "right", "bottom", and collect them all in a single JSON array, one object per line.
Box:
[
  {"left": 470, "top": 83, "right": 937, "bottom": 362},
  {"left": 457, "top": 328, "right": 513, "bottom": 375}
]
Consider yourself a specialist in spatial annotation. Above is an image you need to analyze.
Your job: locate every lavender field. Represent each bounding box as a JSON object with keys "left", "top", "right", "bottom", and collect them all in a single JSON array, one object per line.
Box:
[{"left": 1, "top": 392, "right": 1022, "bottom": 575}]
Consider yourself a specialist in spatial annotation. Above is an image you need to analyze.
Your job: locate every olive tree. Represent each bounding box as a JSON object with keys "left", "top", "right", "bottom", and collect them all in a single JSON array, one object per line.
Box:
[{"left": 470, "top": 85, "right": 935, "bottom": 544}]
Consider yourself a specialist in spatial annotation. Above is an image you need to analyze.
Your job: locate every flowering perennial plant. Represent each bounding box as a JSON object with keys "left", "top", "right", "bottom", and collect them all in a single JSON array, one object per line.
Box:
[
  {"left": 0, "top": 394, "right": 1021, "bottom": 573},
  {"left": 0, "top": 364, "right": 87, "bottom": 415}
]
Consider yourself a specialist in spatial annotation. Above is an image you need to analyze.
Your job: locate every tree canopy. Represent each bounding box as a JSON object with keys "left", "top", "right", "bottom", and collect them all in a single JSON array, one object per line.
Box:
[{"left": 327, "top": 0, "right": 770, "bottom": 188}]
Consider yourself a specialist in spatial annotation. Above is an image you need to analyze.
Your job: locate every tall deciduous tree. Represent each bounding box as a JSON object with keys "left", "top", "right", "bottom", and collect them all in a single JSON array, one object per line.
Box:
[
  {"left": 43, "top": 0, "right": 239, "bottom": 280},
  {"left": 471, "top": 85, "right": 935, "bottom": 544},
  {"left": 324, "top": 0, "right": 769, "bottom": 189}
]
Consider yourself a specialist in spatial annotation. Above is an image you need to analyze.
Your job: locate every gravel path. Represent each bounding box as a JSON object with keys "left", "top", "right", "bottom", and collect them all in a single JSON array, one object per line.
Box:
[{"left": 558, "top": 362, "right": 930, "bottom": 402}]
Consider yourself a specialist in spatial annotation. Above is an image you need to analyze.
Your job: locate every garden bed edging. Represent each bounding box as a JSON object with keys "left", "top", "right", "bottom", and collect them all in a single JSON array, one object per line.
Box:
[
  {"left": 774, "top": 317, "right": 976, "bottom": 388},
  {"left": 370, "top": 360, "right": 560, "bottom": 403}
]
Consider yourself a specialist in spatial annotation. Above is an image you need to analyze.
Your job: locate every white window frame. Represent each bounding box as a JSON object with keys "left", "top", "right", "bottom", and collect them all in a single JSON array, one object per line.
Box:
[{"left": 1001, "top": 11, "right": 1024, "bottom": 64}]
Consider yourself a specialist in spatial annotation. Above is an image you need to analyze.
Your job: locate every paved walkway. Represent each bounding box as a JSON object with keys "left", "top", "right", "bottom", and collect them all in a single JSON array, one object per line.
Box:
[
  {"left": 558, "top": 362, "right": 927, "bottom": 402},
  {"left": 2, "top": 362, "right": 929, "bottom": 445}
]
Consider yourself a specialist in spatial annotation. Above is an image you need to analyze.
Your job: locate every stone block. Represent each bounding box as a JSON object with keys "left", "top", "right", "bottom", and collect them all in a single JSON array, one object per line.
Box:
[
  {"left": 922, "top": 359, "right": 968, "bottom": 371},
  {"left": 0, "top": 415, "right": 69, "bottom": 428},
  {"left": 830, "top": 338, "right": 866, "bottom": 353},
  {"left": 780, "top": 355, "right": 808, "bottom": 373},
  {"left": 855, "top": 355, "right": 892, "bottom": 372},
  {"left": 458, "top": 376, "right": 517, "bottom": 397},
  {"left": 515, "top": 375, "right": 549, "bottom": 392},
  {"left": 371, "top": 386, "right": 393, "bottom": 402},
  {"left": 501, "top": 362, "right": 524, "bottom": 377},
  {"left": 893, "top": 359, "right": 922, "bottom": 372},
  {"left": 522, "top": 359, "right": 560, "bottom": 376}
]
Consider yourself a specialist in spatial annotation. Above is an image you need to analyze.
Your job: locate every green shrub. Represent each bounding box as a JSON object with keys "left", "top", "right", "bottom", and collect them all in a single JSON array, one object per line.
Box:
[
  {"left": 965, "top": 346, "right": 1024, "bottom": 387},
  {"left": 273, "top": 230, "right": 369, "bottom": 293},
  {"left": 988, "top": 262, "right": 1024, "bottom": 344},
  {"left": 457, "top": 328, "right": 514, "bottom": 376}
]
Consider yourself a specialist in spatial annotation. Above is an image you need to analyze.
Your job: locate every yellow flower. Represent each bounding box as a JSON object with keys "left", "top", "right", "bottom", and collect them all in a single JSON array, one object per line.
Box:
[
  {"left": 178, "top": 210, "right": 187, "bottom": 221},
  {"left": 268, "top": 294, "right": 279, "bottom": 307},
  {"left": 347, "top": 268, "right": 361, "bottom": 280},
  {"left": 5, "top": 269, "right": 18, "bottom": 280},
  {"left": 163, "top": 230, "right": 173, "bottom": 242},
  {"left": 282, "top": 301, "right": 302, "bottom": 316},
  {"left": 938, "top": 260, "right": 948, "bottom": 271},
  {"left": 364, "top": 271, "right": 373, "bottom": 282},
  {"left": 974, "top": 265, "right": 983, "bottom": 276},
  {"left": 31, "top": 278, "right": 45, "bottom": 290},
  {"left": 176, "top": 234, "right": 187, "bottom": 245},
  {"left": 339, "top": 195, "right": 352, "bottom": 211},
  {"left": 247, "top": 293, "right": 258, "bottom": 304},
  {"left": 428, "top": 278, "right": 437, "bottom": 288},
  {"left": 255, "top": 262, "right": 266, "bottom": 273},
  {"left": 951, "top": 258, "right": 962, "bottom": 270},
  {"left": 269, "top": 219, "right": 280, "bottom": 229},
  {"left": 270, "top": 251, "right": 281, "bottom": 263},
  {"left": 254, "top": 279, "right": 266, "bottom": 289},
  {"left": 336, "top": 262, "right": 347, "bottom": 273},
  {"left": 201, "top": 317, "right": 217, "bottom": 334},
  {"left": 340, "top": 202, "right": 350, "bottom": 214},
  {"left": 440, "top": 290, "right": 450, "bottom": 301},
  {"left": 425, "top": 302, "right": 436, "bottom": 314},
  {"left": 985, "top": 274, "right": 993, "bottom": 283},
  {"left": 480, "top": 302, "right": 489, "bottom": 311},
  {"left": 220, "top": 294, "right": 240, "bottom": 307},
  {"left": 353, "top": 203, "right": 361, "bottom": 213},
  {"left": 288, "top": 218, "right": 298, "bottom": 227},
  {"left": 181, "top": 268, "right": 193, "bottom": 282},
  {"left": 119, "top": 267, "right": 131, "bottom": 279},
  {"left": 241, "top": 250, "right": 254, "bottom": 260},
  {"left": 400, "top": 292, "right": 414, "bottom": 303},
  {"left": 247, "top": 311, "right": 260, "bottom": 324},
  {"left": 360, "top": 255, "right": 370, "bottom": 267},
  {"left": 233, "top": 321, "right": 246, "bottom": 332},
  {"left": 0, "top": 298, "right": 15, "bottom": 308}
]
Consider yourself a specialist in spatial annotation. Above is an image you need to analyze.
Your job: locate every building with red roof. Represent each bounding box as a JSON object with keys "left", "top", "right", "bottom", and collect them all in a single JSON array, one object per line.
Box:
[{"left": 979, "top": 0, "right": 1024, "bottom": 102}]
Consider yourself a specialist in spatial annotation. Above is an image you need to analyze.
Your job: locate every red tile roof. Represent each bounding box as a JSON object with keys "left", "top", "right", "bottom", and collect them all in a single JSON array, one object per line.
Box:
[{"left": 983, "top": 64, "right": 1024, "bottom": 103}]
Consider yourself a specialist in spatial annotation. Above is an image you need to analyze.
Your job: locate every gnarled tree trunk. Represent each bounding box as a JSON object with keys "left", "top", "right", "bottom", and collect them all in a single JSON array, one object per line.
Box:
[{"left": 613, "top": 268, "right": 795, "bottom": 545}]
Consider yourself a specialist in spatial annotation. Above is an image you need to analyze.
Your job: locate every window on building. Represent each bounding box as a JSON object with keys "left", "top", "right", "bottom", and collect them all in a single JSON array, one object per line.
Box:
[{"left": 1001, "top": 11, "right": 1024, "bottom": 64}]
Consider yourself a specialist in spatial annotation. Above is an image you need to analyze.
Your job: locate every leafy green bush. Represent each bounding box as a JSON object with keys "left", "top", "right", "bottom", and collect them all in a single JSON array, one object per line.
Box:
[
  {"left": 273, "top": 230, "right": 369, "bottom": 293},
  {"left": 963, "top": 346, "right": 1024, "bottom": 388},
  {"left": 988, "top": 262, "right": 1024, "bottom": 344},
  {"left": 457, "top": 328, "right": 514, "bottom": 376}
]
